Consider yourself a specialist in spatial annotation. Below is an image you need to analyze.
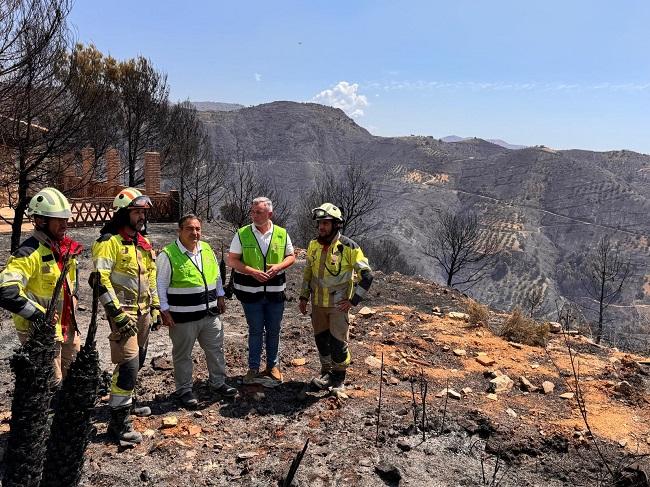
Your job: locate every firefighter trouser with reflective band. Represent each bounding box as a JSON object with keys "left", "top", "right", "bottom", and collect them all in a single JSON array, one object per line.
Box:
[
  {"left": 311, "top": 305, "right": 351, "bottom": 372},
  {"left": 108, "top": 313, "right": 150, "bottom": 407},
  {"left": 17, "top": 329, "right": 80, "bottom": 386}
]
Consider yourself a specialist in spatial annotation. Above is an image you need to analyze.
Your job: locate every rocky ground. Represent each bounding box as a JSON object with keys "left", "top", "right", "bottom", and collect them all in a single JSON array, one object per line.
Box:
[{"left": 0, "top": 222, "right": 649, "bottom": 486}]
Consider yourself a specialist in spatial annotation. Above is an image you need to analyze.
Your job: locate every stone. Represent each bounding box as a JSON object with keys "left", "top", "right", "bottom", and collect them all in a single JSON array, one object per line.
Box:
[
  {"left": 375, "top": 462, "right": 402, "bottom": 483},
  {"left": 619, "top": 439, "right": 628, "bottom": 448},
  {"left": 236, "top": 451, "right": 258, "bottom": 461},
  {"left": 358, "top": 306, "right": 376, "bottom": 317},
  {"left": 77, "top": 304, "right": 88, "bottom": 311},
  {"left": 442, "top": 345, "right": 450, "bottom": 352},
  {"left": 364, "top": 355, "right": 383, "bottom": 368},
  {"left": 530, "top": 363, "right": 540, "bottom": 369},
  {"left": 541, "top": 381, "right": 555, "bottom": 394},
  {"left": 448, "top": 312, "right": 469, "bottom": 321},
  {"left": 436, "top": 388, "right": 462, "bottom": 400},
  {"left": 397, "top": 438, "right": 412, "bottom": 451},
  {"left": 453, "top": 349, "right": 467, "bottom": 357},
  {"left": 290, "top": 357, "right": 307, "bottom": 367},
  {"left": 476, "top": 356, "right": 496, "bottom": 367},
  {"left": 142, "top": 428, "right": 156, "bottom": 438},
  {"left": 462, "top": 387, "right": 473, "bottom": 395},
  {"left": 559, "top": 392, "right": 575, "bottom": 400},
  {"left": 486, "top": 393, "right": 498, "bottom": 401},
  {"left": 506, "top": 408, "right": 517, "bottom": 418},
  {"left": 548, "top": 322, "right": 562, "bottom": 333},
  {"left": 388, "top": 377, "right": 400, "bottom": 385},
  {"left": 615, "top": 381, "right": 634, "bottom": 397},
  {"left": 151, "top": 356, "right": 174, "bottom": 371},
  {"left": 432, "top": 306, "right": 442, "bottom": 313},
  {"left": 508, "top": 341, "right": 524, "bottom": 350},
  {"left": 484, "top": 369, "right": 503, "bottom": 379},
  {"left": 187, "top": 425, "right": 202, "bottom": 436},
  {"left": 193, "top": 411, "right": 204, "bottom": 418},
  {"left": 519, "top": 376, "right": 538, "bottom": 392},
  {"left": 488, "top": 375, "right": 514, "bottom": 394},
  {"left": 161, "top": 416, "right": 178, "bottom": 428}
]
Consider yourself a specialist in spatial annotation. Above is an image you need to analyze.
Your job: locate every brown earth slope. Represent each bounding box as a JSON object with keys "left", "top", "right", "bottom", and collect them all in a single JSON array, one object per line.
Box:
[{"left": 0, "top": 222, "right": 649, "bottom": 486}]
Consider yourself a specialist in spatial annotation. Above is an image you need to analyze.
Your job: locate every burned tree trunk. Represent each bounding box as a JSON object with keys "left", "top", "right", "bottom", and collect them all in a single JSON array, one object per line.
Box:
[
  {"left": 41, "top": 281, "right": 101, "bottom": 487},
  {"left": 2, "top": 258, "right": 69, "bottom": 487}
]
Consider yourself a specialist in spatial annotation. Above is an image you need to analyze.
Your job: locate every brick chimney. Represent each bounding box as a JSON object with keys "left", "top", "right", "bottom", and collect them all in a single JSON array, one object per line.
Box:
[{"left": 144, "top": 151, "right": 161, "bottom": 195}]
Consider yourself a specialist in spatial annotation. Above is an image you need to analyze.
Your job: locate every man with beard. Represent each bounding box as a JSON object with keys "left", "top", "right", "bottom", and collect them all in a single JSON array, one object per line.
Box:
[
  {"left": 92, "top": 187, "right": 160, "bottom": 445},
  {"left": 0, "top": 187, "right": 82, "bottom": 385},
  {"left": 299, "top": 203, "right": 373, "bottom": 394}
]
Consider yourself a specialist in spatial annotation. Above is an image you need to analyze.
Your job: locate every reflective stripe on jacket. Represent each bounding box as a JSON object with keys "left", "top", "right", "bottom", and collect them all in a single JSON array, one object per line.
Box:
[
  {"left": 162, "top": 240, "right": 219, "bottom": 323},
  {"left": 300, "top": 233, "right": 373, "bottom": 307},
  {"left": 92, "top": 232, "right": 159, "bottom": 318},
  {"left": 0, "top": 231, "right": 81, "bottom": 340},
  {"left": 233, "top": 224, "right": 287, "bottom": 303}
]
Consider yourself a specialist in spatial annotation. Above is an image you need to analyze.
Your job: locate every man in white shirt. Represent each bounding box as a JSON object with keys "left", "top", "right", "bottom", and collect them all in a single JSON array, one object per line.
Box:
[
  {"left": 227, "top": 197, "right": 295, "bottom": 386},
  {"left": 157, "top": 214, "right": 237, "bottom": 407}
]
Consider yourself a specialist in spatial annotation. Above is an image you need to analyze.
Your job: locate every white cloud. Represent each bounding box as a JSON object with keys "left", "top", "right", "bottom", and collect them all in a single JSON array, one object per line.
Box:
[
  {"left": 313, "top": 81, "right": 369, "bottom": 117},
  {"left": 254, "top": 73, "right": 262, "bottom": 82}
]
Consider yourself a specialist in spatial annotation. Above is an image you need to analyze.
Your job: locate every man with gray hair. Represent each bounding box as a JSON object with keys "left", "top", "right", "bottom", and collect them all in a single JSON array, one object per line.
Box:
[{"left": 227, "top": 197, "right": 295, "bottom": 387}]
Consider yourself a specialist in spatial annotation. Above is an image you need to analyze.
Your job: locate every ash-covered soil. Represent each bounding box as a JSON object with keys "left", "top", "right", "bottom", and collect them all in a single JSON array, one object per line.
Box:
[{"left": 0, "top": 222, "right": 648, "bottom": 486}]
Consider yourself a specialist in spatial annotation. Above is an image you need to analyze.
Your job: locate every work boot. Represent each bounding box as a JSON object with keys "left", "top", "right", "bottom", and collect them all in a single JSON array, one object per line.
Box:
[
  {"left": 312, "top": 370, "right": 346, "bottom": 391},
  {"left": 108, "top": 405, "right": 142, "bottom": 444},
  {"left": 263, "top": 366, "right": 283, "bottom": 383},
  {"left": 243, "top": 369, "right": 260, "bottom": 385}
]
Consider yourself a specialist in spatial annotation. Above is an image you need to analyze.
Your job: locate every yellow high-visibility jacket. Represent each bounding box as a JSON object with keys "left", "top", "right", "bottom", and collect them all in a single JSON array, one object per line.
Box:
[
  {"left": 92, "top": 231, "right": 159, "bottom": 319},
  {"left": 300, "top": 233, "right": 373, "bottom": 308},
  {"left": 0, "top": 231, "right": 81, "bottom": 341}
]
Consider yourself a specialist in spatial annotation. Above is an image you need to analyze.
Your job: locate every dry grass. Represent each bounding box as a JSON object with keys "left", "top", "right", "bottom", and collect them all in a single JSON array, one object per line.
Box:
[
  {"left": 466, "top": 300, "right": 489, "bottom": 326},
  {"left": 499, "top": 308, "right": 550, "bottom": 347}
]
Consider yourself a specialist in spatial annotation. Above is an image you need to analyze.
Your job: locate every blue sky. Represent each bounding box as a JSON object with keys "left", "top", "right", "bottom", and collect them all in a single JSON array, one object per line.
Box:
[{"left": 69, "top": 1, "right": 650, "bottom": 153}]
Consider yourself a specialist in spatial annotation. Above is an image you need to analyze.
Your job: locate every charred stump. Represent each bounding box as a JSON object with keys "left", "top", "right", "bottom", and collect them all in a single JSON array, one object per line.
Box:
[
  {"left": 2, "top": 316, "right": 57, "bottom": 487},
  {"left": 41, "top": 277, "right": 102, "bottom": 487}
]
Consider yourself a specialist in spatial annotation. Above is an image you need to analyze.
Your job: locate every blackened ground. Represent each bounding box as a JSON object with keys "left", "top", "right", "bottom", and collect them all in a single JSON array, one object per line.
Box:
[{"left": 0, "top": 222, "right": 647, "bottom": 486}]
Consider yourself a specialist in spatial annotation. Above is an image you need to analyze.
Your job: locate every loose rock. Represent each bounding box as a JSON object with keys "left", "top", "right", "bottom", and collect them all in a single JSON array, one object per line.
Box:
[
  {"left": 476, "top": 356, "right": 496, "bottom": 367},
  {"left": 448, "top": 312, "right": 470, "bottom": 321},
  {"left": 364, "top": 356, "right": 383, "bottom": 368},
  {"left": 519, "top": 376, "right": 538, "bottom": 392},
  {"left": 489, "top": 375, "right": 514, "bottom": 394},
  {"left": 541, "top": 381, "right": 555, "bottom": 395},
  {"left": 161, "top": 416, "right": 178, "bottom": 428},
  {"left": 358, "top": 307, "right": 376, "bottom": 317},
  {"left": 375, "top": 461, "right": 402, "bottom": 483}
]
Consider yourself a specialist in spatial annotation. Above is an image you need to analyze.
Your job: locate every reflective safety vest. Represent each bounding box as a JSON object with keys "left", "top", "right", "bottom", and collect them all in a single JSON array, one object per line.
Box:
[
  {"left": 300, "top": 234, "right": 372, "bottom": 307},
  {"left": 233, "top": 224, "right": 287, "bottom": 303},
  {"left": 0, "top": 232, "right": 81, "bottom": 341},
  {"left": 92, "top": 231, "right": 159, "bottom": 319},
  {"left": 162, "top": 240, "right": 220, "bottom": 323}
]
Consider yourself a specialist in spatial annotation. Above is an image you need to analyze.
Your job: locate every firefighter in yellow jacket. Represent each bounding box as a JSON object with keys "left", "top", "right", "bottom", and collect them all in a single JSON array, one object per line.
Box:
[
  {"left": 299, "top": 203, "right": 373, "bottom": 393},
  {"left": 92, "top": 187, "right": 160, "bottom": 445},
  {"left": 0, "top": 187, "right": 82, "bottom": 385}
]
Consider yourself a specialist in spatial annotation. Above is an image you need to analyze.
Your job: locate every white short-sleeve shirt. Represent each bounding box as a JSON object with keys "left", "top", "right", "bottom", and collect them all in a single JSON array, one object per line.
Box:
[{"left": 229, "top": 222, "right": 294, "bottom": 256}]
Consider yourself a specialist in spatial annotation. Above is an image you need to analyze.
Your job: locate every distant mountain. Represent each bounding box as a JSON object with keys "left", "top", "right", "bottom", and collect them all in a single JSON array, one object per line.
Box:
[
  {"left": 190, "top": 101, "right": 244, "bottom": 112},
  {"left": 442, "top": 135, "right": 527, "bottom": 150},
  {"left": 197, "top": 101, "right": 650, "bottom": 341}
]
